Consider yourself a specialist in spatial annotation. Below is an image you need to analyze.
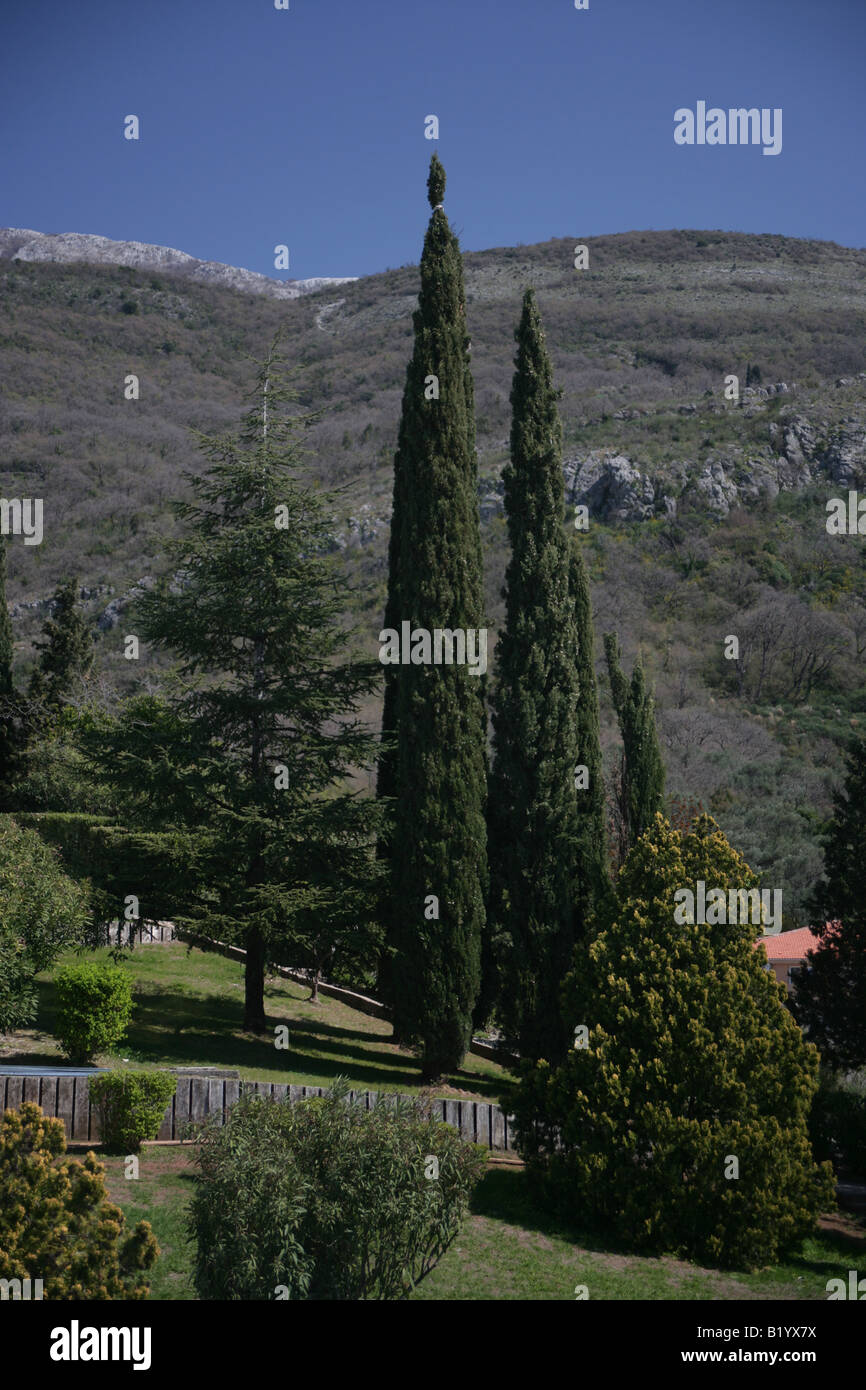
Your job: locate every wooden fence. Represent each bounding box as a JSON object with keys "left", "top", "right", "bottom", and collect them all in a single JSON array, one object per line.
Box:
[{"left": 0, "top": 1073, "right": 517, "bottom": 1152}]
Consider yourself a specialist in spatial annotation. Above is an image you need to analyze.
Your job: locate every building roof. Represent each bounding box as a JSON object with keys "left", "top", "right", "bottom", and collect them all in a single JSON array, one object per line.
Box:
[{"left": 754, "top": 921, "right": 841, "bottom": 960}]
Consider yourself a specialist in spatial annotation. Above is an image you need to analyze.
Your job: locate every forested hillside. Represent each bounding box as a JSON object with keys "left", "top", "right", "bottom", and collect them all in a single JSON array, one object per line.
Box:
[{"left": 2, "top": 227, "right": 865, "bottom": 921}]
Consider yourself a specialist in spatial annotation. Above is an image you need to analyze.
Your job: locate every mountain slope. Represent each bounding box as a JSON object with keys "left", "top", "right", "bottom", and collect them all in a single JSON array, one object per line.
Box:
[
  {"left": 1, "top": 226, "right": 865, "bottom": 921},
  {"left": 0, "top": 227, "right": 357, "bottom": 299}
]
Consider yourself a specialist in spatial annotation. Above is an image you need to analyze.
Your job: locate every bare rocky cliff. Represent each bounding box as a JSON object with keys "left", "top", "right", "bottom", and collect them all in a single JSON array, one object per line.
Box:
[{"left": 0, "top": 228, "right": 356, "bottom": 300}]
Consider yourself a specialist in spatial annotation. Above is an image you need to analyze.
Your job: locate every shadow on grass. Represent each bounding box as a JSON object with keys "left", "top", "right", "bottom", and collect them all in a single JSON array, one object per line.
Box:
[
  {"left": 471, "top": 1167, "right": 866, "bottom": 1281},
  {"left": 22, "top": 978, "right": 504, "bottom": 1098}
]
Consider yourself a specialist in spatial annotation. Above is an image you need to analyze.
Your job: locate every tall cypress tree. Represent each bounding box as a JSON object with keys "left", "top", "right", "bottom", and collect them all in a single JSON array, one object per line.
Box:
[
  {"left": 379, "top": 155, "right": 487, "bottom": 1080},
  {"left": 604, "top": 632, "right": 665, "bottom": 850},
  {"left": 570, "top": 542, "right": 610, "bottom": 930},
  {"left": 489, "top": 288, "right": 580, "bottom": 1063}
]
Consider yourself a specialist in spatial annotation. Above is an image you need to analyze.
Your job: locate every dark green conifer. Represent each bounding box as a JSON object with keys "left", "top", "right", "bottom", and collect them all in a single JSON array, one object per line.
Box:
[
  {"left": 379, "top": 156, "right": 487, "bottom": 1079},
  {"left": 30, "top": 577, "right": 93, "bottom": 711},
  {"left": 488, "top": 289, "right": 580, "bottom": 1063},
  {"left": 604, "top": 632, "right": 665, "bottom": 850},
  {"left": 570, "top": 543, "right": 610, "bottom": 929}
]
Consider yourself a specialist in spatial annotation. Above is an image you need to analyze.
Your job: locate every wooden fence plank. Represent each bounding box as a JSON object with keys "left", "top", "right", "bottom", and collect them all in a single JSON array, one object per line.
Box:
[
  {"left": 5, "top": 1076, "right": 23, "bottom": 1118},
  {"left": 459, "top": 1102, "right": 476, "bottom": 1143},
  {"left": 56, "top": 1078, "right": 75, "bottom": 1138},
  {"left": 189, "top": 1078, "right": 208, "bottom": 1126},
  {"left": 22, "top": 1076, "right": 41, "bottom": 1109},
  {"left": 72, "top": 1077, "right": 89, "bottom": 1142},
  {"left": 175, "top": 1077, "right": 192, "bottom": 1140},
  {"left": 224, "top": 1079, "right": 240, "bottom": 1118},
  {"left": 206, "top": 1079, "right": 224, "bottom": 1121}
]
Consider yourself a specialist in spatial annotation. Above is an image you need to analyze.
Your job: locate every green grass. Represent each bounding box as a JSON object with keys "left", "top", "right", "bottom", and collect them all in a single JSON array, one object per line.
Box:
[
  {"left": 0, "top": 941, "right": 510, "bottom": 1101},
  {"left": 94, "top": 1145, "right": 865, "bottom": 1302}
]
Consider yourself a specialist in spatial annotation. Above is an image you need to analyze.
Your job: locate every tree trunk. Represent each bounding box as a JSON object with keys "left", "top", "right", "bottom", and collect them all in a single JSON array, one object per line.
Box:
[
  {"left": 244, "top": 925, "right": 267, "bottom": 1032},
  {"left": 309, "top": 968, "right": 320, "bottom": 1004}
]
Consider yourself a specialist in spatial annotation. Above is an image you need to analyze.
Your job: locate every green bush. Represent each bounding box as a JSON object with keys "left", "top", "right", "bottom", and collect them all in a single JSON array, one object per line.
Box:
[
  {"left": 188, "top": 1081, "right": 486, "bottom": 1300},
  {"left": 90, "top": 1071, "right": 177, "bottom": 1154},
  {"left": 510, "top": 815, "right": 835, "bottom": 1270},
  {"left": 54, "top": 962, "right": 134, "bottom": 1063},
  {"left": 809, "top": 1072, "right": 866, "bottom": 1175}
]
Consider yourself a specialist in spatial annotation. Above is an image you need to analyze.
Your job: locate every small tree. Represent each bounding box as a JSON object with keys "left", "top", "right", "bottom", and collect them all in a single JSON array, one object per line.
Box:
[
  {"left": 29, "top": 577, "right": 93, "bottom": 714},
  {"left": 0, "top": 815, "right": 90, "bottom": 1033},
  {"left": 604, "top": 633, "right": 665, "bottom": 856},
  {"left": 0, "top": 1102, "right": 158, "bottom": 1299},
  {"left": 509, "top": 815, "right": 834, "bottom": 1269}
]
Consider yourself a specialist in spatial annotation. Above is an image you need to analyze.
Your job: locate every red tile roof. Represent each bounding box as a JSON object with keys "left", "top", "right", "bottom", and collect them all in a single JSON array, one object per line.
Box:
[{"left": 754, "top": 921, "right": 841, "bottom": 960}]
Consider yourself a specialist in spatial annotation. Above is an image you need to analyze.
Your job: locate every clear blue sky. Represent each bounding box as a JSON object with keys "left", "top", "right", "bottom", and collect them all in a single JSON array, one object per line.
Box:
[{"left": 2, "top": 0, "right": 864, "bottom": 281}]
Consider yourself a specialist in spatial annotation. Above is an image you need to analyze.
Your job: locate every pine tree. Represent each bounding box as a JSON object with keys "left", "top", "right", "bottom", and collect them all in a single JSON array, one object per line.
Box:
[
  {"left": 793, "top": 735, "right": 866, "bottom": 1070},
  {"left": 379, "top": 156, "right": 487, "bottom": 1079},
  {"left": 488, "top": 289, "right": 581, "bottom": 1063},
  {"left": 78, "top": 340, "right": 385, "bottom": 1032},
  {"left": 570, "top": 543, "right": 610, "bottom": 929},
  {"left": 29, "top": 577, "right": 93, "bottom": 712},
  {"left": 510, "top": 814, "right": 835, "bottom": 1269},
  {"left": 604, "top": 632, "right": 665, "bottom": 851}
]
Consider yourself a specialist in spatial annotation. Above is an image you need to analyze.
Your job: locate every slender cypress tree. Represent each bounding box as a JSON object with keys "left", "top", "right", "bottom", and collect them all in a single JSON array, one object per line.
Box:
[
  {"left": 29, "top": 577, "right": 93, "bottom": 711},
  {"left": 570, "top": 542, "right": 610, "bottom": 929},
  {"left": 604, "top": 632, "right": 665, "bottom": 849},
  {"left": 489, "top": 288, "right": 581, "bottom": 1063},
  {"left": 379, "top": 155, "right": 487, "bottom": 1080}
]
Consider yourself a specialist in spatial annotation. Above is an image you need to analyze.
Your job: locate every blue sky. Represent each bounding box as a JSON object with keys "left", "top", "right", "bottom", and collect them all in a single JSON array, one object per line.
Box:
[{"left": 1, "top": 0, "right": 864, "bottom": 280}]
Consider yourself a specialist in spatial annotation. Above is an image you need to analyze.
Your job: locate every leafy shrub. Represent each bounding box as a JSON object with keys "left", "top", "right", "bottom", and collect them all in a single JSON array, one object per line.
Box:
[
  {"left": 55, "top": 961, "right": 134, "bottom": 1062},
  {"left": 0, "top": 815, "right": 90, "bottom": 1033},
  {"left": 510, "top": 815, "right": 835, "bottom": 1270},
  {"left": 0, "top": 1102, "right": 158, "bottom": 1299},
  {"left": 188, "top": 1081, "right": 486, "bottom": 1300},
  {"left": 90, "top": 1071, "right": 177, "bottom": 1154},
  {"left": 809, "top": 1071, "right": 866, "bottom": 1175}
]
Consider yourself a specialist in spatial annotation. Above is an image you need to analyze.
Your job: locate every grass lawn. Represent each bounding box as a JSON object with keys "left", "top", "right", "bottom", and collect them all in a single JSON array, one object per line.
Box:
[
  {"left": 0, "top": 942, "right": 510, "bottom": 1101},
  {"left": 93, "top": 1144, "right": 866, "bottom": 1302}
]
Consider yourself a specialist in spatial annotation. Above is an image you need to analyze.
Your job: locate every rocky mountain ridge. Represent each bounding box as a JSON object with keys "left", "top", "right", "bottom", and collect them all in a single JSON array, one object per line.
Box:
[{"left": 0, "top": 228, "right": 356, "bottom": 299}]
